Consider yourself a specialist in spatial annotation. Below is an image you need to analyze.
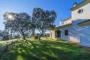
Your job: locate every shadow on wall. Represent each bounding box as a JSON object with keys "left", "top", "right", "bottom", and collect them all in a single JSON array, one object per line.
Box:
[
  {"left": 65, "top": 19, "right": 87, "bottom": 42},
  {"left": 80, "top": 25, "right": 90, "bottom": 47},
  {"left": 51, "top": 19, "right": 89, "bottom": 42}
]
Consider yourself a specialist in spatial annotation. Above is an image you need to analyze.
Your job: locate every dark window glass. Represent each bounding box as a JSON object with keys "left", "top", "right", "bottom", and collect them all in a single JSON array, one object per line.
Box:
[
  {"left": 65, "top": 30, "right": 68, "bottom": 35},
  {"left": 78, "top": 9, "right": 83, "bottom": 14}
]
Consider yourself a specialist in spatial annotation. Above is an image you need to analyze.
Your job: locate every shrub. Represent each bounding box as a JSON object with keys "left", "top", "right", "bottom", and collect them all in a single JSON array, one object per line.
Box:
[{"left": 33, "top": 35, "right": 38, "bottom": 39}]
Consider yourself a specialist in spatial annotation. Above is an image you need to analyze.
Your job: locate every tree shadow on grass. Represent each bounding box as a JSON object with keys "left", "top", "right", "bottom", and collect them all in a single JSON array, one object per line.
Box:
[
  {"left": 29, "top": 40, "right": 90, "bottom": 60},
  {"left": 4, "top": 40, "right": 90, "bottom": 60}
]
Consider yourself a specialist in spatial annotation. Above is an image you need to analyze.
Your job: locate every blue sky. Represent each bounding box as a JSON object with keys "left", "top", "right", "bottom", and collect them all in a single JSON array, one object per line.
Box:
[{"left": 0, "top": 0, "right": 83, "bottom": 30}]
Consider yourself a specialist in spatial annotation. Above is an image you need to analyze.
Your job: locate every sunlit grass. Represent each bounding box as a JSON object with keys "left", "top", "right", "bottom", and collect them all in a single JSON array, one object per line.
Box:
[
  {"left": 0, "top": 39, "right": 21, "bottom": 49},
  {"left": 2, "top": 38, "right": 90, "bottom": 60},
  {"left": 16, "top": 55, "right": 24, "bottom": 60}
]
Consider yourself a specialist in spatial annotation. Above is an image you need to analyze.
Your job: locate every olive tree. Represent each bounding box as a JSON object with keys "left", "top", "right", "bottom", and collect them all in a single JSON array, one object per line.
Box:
[
  {"left": 32, "top": 8, "right": 57, "bottom": 39},
  {"left": 4, "top": 12, "right": 33, "bottom": 40}
]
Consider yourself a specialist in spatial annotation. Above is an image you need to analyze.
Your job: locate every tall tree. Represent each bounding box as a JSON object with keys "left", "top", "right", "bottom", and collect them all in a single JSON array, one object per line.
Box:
[
  {"left": 32, "top": 8, "right": 57, "bottom": 39},
  {"left": 4, "top": 12, "right": 33, "bottom": 40}
]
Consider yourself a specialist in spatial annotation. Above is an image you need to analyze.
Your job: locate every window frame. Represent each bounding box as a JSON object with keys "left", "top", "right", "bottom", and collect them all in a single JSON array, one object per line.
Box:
[
  {"left": 78, "top": 9, "right": 83, "bottom": 14},
  {"left": 65, "top": 30, "right": 68, "bottom": 36}
]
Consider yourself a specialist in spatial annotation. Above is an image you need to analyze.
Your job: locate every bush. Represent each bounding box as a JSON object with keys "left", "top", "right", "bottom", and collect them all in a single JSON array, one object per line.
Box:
[{"left": 33, "top": 35, "right": 38, "bottom": 39}]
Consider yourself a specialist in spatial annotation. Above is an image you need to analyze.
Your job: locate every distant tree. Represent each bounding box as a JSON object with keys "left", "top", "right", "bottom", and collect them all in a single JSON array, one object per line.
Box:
[
  {"left": 3, "top": 22, "right": 13, "bottom": 39},
  {"left": 0, "top": 30, "right": 3, "bottom": 40},
  {"left": 0, "top": 30, "right": 10, "bottom": 40},
  {"left": 4, "top": 12, "right": 33, "bottom": 40},
  {"left": 14, "top": 34, "right": 21, "bottom": 39},
  {"left": 0, "top": 30, "right": 3, "bottom": 37},
  {"left": 32, "top": 8, "right": 57, "bottom": 40}
]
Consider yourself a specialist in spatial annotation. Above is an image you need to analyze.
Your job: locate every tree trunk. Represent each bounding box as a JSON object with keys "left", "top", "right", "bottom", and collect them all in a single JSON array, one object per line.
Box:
[
  {"left": 38, "top": 30, "right": 44, "bottom": 40},
  {"left": 11, "top": 29, "right": 13, "bottom": 39},
  {"left": 38, "top": 34, "right": 43, "bottom": 40},
  {"left": 23, "top": 36, "right": 26, "bottom": 40},
  {"left": 38, "top": 36, "right": 40, "bottom": 40},
  {"left": 32, "top": 28, "right": 35, "bottom": 36},
  {"left": 22, "top": 31, "right": 26, "bottom": 40}
]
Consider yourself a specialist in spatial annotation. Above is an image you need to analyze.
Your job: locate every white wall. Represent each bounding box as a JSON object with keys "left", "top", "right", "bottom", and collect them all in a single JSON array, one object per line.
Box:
[
  {"left": 72, "top": 3, "right": 90, "bottom": 20},
  {"left": 50, "top": 30, "right": 56, "bottom": 39},
  {"left": 60, "top": 26, "right": 71, "bottom": 41},
  {"left": 64, "top": 18, "right": 72, "bottom": 24},
  {"left": 79, "top": 25, "right": 90, "bottom": 47},
  {"left": 60, "top": 20, "right": 81, "bottom": 43},
  {"left": 69, "top": 20, "right": 81, "bottom": 43},
  {"left": 69, "top": 2, "right": 90, "bottom": 43},
  {"left": 50, "top": 1, "right": 90, "bottom": 43},
  {"left": 50, "top": 20, "right": 82, "bottom": 43}
]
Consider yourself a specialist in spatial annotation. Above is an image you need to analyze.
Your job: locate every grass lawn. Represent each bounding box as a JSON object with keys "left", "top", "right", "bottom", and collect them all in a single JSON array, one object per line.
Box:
[
  {"left": 2, "top": 38, "right": 90, "bottom": 60},
  {"left": 0, "top": 39, "right": 20, "bottom": 49}
]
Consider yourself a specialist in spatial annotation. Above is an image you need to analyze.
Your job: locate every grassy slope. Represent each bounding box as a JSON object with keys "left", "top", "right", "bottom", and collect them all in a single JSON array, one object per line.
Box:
[
  {"left": 0, "top": 40, "right": 14, "bottom": 49},
  {"left": 0, "top": 39, "right": 22, "bottom": 49},
  {"left": 3, "top": 38, "right": 90, "bottom": 60}
]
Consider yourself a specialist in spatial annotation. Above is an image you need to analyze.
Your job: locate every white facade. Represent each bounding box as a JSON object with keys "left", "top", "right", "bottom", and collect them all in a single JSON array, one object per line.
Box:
[
  {"left": 64, "top": 18, "right": 72, "bottom": 24},
  {"left": 50, "top": 30, "right": 56, "bottom": 40},
  {"left": 60, "top": 20, "right": 80, "bottom": 43},
  {"left": 60, "top": 26, "right": 71, "bottom": 41},
  {"left": 79, "top": 25, "right": 90, "bottom": 46},
  {"left": 72, "top": 2, "right": 90, "bottom": 20},
  {"left": 50, "top": 0, "right": 90, "bottom": 47}
]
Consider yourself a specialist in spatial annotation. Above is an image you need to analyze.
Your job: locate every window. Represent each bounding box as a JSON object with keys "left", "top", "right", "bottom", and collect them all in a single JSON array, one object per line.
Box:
[
  {"left": 65, "top": 30, "right": 68, "bottom": 35},
  {"left": 78, "top": 9, "right": 83, "bottom": 14}
]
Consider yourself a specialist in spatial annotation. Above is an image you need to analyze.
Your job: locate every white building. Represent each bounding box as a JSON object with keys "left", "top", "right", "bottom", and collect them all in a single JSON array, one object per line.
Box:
[{"left": 50, "top": 0, "right": 90, "bottom": 47}]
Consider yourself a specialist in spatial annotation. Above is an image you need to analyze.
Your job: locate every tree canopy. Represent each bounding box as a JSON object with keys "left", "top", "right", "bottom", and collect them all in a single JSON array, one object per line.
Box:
[
  {"left": 4, "top": 12, "right": 33, "bottom": 40},
  {"left": 3, "top": 8, "right": 57, "bottom": 40},
  {"left": 32, "top": 8, "right": 56, "bottom": 39}
]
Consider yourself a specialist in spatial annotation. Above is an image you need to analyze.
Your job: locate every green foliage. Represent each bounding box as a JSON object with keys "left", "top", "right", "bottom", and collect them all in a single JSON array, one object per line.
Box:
[
  {"left": 3, "top": 39, "right": 90, "bottom": 60},
  {"left": 0, "top": 30, "right": 10, "bottom": 40},
  {"left": 3, "top": 8, "right": 57, "bottom": 40},
  {"left": 14, "top": 34, "right": 21, "bottom": 39},
  {"left": 3, "top": 12, "right": 33, "bottom": 40},
  {"left": 32, "top": 8, "right": 57, "bottom": 37}
]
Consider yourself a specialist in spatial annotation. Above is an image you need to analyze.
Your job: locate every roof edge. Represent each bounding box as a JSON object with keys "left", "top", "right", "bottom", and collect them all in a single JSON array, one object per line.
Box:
[
  {"left": 78, "top": 19, "right": 90, "bottom": 26},
  {"left": 70, "top": 0, "right": 89, "bottom": 11},
  {"left": 54, "top": 23, "right": 72, "bottom": 30},
  {"left": 64, "top": 17, "right": 71, "bottom": 21}
]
